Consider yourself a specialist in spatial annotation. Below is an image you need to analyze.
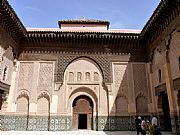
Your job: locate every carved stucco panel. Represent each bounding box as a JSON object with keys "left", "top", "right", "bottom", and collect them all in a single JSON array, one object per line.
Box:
[
  {"left": 18, "top": 62, "right": 34, "bottom": 92},
  {"left": 132, "top": 64, "right": 148, "bottom": 98},
  {"left": 169, "top": 31, "right": 180, "bottom": 79},
  {"left": 3, "top": 46, "right": 14, "bottom": 61},
  {"left": 38, "top": 62, "right": 53, "bottom": 93},
  {"left": 113, "top": 63, "right": 128, "bottom": 98},
  {"left": 153, "top": 47, "right": 166, "bottom": 70}
]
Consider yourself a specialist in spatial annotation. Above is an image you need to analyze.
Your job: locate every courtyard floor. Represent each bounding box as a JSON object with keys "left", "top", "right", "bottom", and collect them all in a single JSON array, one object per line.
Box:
[{"left": 0, "top": 130, "right": 173, "bottom": 135}]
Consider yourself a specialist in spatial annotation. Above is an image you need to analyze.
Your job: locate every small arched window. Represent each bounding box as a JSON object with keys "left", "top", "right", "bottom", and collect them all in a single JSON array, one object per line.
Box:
[
  {"left": 85, "top": 72, "right": 90, "bottom": 81},
  {"left": 94, "top": 72, "right": 99, "bottom": 81},
  {"left": 77, "top": 72, "right": 82, "bottom": 81},
  {"left": 158, "top": 69, "right": 162, "bottom": 83},
  {"left": 2, "top": 66, "right": 8, "bottom": 81},
  {"left": 69, "top": 72, "right": 74, "bottom": 82}
]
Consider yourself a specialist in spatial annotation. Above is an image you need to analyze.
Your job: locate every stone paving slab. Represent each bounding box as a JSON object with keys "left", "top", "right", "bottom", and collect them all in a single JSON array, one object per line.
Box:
[{"left": 0, "top": 130, "right": 173, "bottom": 135}]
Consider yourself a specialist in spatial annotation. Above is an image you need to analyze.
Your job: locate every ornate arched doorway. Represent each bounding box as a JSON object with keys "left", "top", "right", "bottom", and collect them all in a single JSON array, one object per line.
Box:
[{"left": 72, "top": 95, "right": 93, "bottom": 130}]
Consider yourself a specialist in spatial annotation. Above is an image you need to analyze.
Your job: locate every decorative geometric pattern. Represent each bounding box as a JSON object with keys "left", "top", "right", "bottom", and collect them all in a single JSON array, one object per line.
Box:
[
  {"left": 28, "top": 116, "right": 49, "bottom": 131},
  {"left": 49, "top": 116, "right": 72, "bottom": 131},
  {"left": 97, "top": 116, "right": 109, "bottom": 131},
  {"left": 132, "top": 64, "right": 148, "bottom": 98},
  {"left": 2, "top": 115, "right": 174, "bottom": 131},
  {"left": 38, "top": 62, "right": 53, "bottom": 93},
  {"left": 0, "top": 115, "right": 4, "bottom": 130},
  {"left": 0, "top": 115, "right": 72, "bottom": 131},
  {"left": 169, "top": 31, "right": 180, "bottom": 79},
  {"left": 114, "top": 64, "right": 128, "bottom": 96},
  {"left": 97, "top": 116, "right": 136, "bottom": 131},
  {"left": 1, "top": 115, "right": 28, "bottom": 131},
  {"left": 55, "top": 54, "right": 111, "bottom": 83},
  {"left": 3, "top": 46, "right": 14, "bottom": 61},
  {"left": 133, "top": 64, "right": 148, "bottom": 114},
  {"left": 18, "top": 62, "right": 34, "bottom": 92}
]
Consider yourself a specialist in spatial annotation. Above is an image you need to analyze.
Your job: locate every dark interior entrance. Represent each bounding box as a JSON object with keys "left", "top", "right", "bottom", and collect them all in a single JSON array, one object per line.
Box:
[
  {"left": 0, "top": 91, "right": 3, "bottom": 110},
  {"left": 72, "top": 95, "right": 93, "bottom": 130},
  {"left": 78, "top": 114, "right": 87, "bottom": 129},
  {"left": 161, "top": 91, "right": 172, "bottom": 131}
]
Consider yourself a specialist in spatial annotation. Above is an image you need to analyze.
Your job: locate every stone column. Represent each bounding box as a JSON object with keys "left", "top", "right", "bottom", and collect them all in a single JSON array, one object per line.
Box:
[
  {"left": 7, "top": 65, "right": 17, "bottom": 112},
  {"left": 163, "top": 35, "right": 177, "bottom": 134}
]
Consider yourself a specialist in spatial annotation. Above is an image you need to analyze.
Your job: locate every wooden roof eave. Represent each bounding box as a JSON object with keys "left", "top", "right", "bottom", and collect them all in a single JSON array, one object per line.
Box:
[
  {"left": 26, "top": 31, "right": 140, "bottom": 40},
  {"left": 23, "top": 32, "right": 140, "bottom": 50},
  {"left": 141, "top": 0, "right": 180, "bottom": 39},
  {"left": 0, "top": 0, "right": 26, "bottom": 38}
]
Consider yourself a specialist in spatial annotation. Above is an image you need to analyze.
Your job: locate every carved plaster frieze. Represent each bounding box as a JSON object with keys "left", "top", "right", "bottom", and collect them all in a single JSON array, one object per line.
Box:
[
  {"left": 3, "top": 46, "right": 14, "bottom": 61},
  {"left": 156, "top": 40, "right": 166, "bottom": 54},
  {"left": 133, "top": 64, "right": 148, "bottom": 98},
  {"left": 136, "top": 91, "right": 147, "bottom": 100},
  {"left": 38, "top": 62, "right": 53, "bottom": 94},
  {"left": 37, "top": 91, "right": 50, "bottom": 101},
  {"left": 17, "top": 90, "right": 30, "bottom": 101},
  {"left": 117, "top": 92, "right": 127, "bottom": 100}
]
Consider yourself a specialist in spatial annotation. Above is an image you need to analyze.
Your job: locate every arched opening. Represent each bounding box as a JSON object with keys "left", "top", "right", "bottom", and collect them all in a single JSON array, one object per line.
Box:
[
  {"left": 72, "top": 95, "right": 93, "bottom": 130},
  {"left": 16, "top": 91, "right": 30, "bottom": 130},
  {"left": 116, "top": 96, "right": 128, "bottom": 116},
  {"left": 158, "top": 91, "right": 172, "bottom": 131},
  {"left": 36, "top": 92, "right": 50, "bottom": 131},
  {"left": 37, "top": 97, "right": 50, "bottom": 115},
  {"left": 136, "top": 94, "right": 148, "bottom": 115},
  {"left": 16, "top": 91, "right": 29, "bottom": 114}
]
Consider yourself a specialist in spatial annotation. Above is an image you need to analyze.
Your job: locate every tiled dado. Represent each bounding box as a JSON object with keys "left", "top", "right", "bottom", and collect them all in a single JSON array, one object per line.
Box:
[
  {"left": 0, "top": 115, "right": 139, "bottom": 131},
  {"left": 96, "top": 116, "right": 136, "bottom": 131},
  {"left": 0, "top": 115, "right": 71, "bottom": 131}
]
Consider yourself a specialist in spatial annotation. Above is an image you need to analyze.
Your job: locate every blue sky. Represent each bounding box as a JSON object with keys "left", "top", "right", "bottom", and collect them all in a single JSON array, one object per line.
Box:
[{"left": 8, "top": 0, "right": 160, "bottom": 29}]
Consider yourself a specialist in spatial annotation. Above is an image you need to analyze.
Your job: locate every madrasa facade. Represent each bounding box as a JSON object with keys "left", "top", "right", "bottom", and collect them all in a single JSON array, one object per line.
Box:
[{"left": 0, "top": 0, "right": 180, "bottom": 134}]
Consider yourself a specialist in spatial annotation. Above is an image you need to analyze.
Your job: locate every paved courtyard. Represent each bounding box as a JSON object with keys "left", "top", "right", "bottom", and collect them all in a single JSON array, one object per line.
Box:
[{"left": 0, "top": 130, "right": 173, "bottom": 135}]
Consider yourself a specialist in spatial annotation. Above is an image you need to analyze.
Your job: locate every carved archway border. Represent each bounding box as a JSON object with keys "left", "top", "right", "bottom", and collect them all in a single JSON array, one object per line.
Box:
[
  {"left": 115, "top": 93, "right": 129, "bottom": 115},
  {"left": 115, "top": 93, "right": 129, "bottom": 103},
  {"left": 17, "top": 89, "right": 30, "bottom": 102},
  {"left": 63, "top": 56, "right": 104, "bottom": 79},
  {"left": 37, "top": 90, "right": 50, "bottom": 102},
  {"left": 55, "top": 55, "right": 111, "bottom": 83},
  {"left": 135, "top": 91, "right": 147, "bottom": 100},
  {"left": 68, "top": 87, "right": 98, "bottom": 115}
]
